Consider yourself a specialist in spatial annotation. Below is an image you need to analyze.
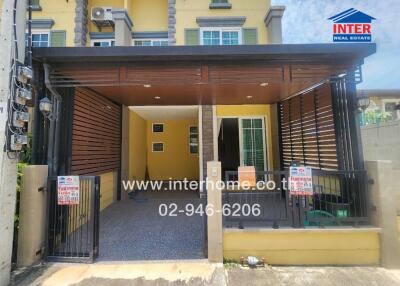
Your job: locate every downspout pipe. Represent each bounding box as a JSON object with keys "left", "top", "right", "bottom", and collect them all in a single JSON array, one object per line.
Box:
[{"left": 43, "top": 63, "right": 62, "bottom": 176}]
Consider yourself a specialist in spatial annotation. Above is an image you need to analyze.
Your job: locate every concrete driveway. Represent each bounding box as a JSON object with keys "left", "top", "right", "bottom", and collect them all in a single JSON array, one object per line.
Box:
[{"left": 11, "top": 262, "right": 400, "bottom": 286}]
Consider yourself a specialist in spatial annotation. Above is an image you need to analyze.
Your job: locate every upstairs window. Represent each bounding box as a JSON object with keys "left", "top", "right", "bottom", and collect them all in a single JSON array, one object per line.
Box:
[
  {"left": 201, "top": 28, "right": 241, "bottom": 46},
  {"left": 31, "top": 32, "right": 49, "bottom": 47},
  {"left": 134, "top": 39, "right": 168, "bottom": 46},
  {"left": 91, "top": 40, "right": 115, "bottom": 47},
  {"left": 209, "top": 0, "right": 231, "bottom": 9}
]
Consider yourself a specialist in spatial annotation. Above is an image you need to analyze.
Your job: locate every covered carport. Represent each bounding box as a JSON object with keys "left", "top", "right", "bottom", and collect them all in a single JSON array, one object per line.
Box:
[{"left": 30, "top": 43, "right": 376, "bottom": 262}]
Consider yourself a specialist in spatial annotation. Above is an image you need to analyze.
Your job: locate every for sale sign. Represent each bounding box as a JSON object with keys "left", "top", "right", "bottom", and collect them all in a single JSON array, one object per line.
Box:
[
  {"left": 57, "top": 176, "right": 80, "bottom": 205},
  {"left": 289, "top": 166, "right": 313, "bottom": 196}
]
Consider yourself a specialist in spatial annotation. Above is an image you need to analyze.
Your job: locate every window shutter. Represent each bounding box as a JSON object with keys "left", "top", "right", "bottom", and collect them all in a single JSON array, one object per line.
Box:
[
  {"left": 185, "top": 29, "right": 200, "bottom": 45},
  {"left": 50, "top": 30, "right": 66, "bottom": 47},
  {"left": 242, "top": 28, "right": 258, "bottom": 45}
]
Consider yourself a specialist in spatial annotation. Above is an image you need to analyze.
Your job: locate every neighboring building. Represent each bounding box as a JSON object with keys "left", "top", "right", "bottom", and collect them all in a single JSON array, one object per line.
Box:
[
  {"left": 3, "top": 0, "right": 391, "bottom": 272},
  {"left": 359, "top": 89, "right": 400, "bottom": 125},
  {"left": 359, "top": 90, "right": 400, "bottom": 169}
]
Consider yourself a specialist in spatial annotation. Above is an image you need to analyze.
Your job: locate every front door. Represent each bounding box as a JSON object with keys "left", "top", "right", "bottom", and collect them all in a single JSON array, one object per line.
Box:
[{"left": 239, "top": 118, "right": 267, "bottom": 173}]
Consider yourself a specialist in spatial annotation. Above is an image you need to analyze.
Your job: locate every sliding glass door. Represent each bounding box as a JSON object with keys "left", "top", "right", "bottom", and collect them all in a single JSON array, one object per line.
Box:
[{"left": 239, "top": 118, "right": 266, "bottom": 172}]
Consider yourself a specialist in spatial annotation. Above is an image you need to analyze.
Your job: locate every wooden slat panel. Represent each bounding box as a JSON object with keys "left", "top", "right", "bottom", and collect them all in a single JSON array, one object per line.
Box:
[
  {"left": 71, "top": 88, "right": 121, "bottom": 175},
  {"left": 279, "top": 83, "right": 338, "bottom": 170}
]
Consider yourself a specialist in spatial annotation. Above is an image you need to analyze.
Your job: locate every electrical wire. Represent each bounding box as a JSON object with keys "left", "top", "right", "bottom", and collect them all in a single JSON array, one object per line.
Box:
[{"left": 4, "top": 0, "right": 31, "bottom": 158}]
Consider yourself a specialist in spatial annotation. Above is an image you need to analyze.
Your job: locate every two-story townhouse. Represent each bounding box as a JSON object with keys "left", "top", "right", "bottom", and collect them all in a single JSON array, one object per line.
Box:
[{"left": 9, "top": 0, "right": 381, "bottom": 267}]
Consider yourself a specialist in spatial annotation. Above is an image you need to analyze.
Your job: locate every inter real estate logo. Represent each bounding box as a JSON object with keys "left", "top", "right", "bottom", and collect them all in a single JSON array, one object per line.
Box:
[{"left": 328, "top": 8, "right": 376, "bottom": 42}]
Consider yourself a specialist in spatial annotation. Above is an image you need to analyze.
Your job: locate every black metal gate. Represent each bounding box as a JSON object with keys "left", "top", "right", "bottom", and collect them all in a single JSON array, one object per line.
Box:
[{"left": 46, "top": 176, "right": 100, "bottom": 263}]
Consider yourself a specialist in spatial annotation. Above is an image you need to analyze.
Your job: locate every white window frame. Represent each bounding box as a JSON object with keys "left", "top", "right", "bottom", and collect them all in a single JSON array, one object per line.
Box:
[
  {"left": 152, "top": 142, "right": 164, "bottom": 153},
  {"left": 152, "top": 123, "right": 164, "bottom": 133},
  {"left": 217, "top": 116, "right": 268, "bottom": 172},
  {"left": 189, "top": 126, "right": 199, "bottom": 155},
  {"left": 90, "top": 39, "right": 115, "bottom": 47},
  {"left": 132, "top": 38, "right": 169, "bottom": 46},
  {"left": 29, "top": 29, "right": 50, "bottom": 47},
  {"left": 200, "top": 27, "right": 242, "bottom": 46},
  {"left": 382, "top": 99, "right": 400, "bottom": 119}
]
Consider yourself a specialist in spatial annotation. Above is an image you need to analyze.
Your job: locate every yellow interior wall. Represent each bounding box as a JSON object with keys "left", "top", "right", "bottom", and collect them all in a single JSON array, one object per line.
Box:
[
  {"left": 129, "top": 110, "right": 147, "bottom": 180},
  {"left": 147, "top": 119, "right": 199, "bottom": 180},
  {"left": 224, "top": 229, "right": 381, "bottom": 265},
  {"left": 131, "top": 0, "right": 168, "bottom": 32},
  {"left": 99, "top": 171, "right": 117, "bottom": 210},
  {"left": 217, "top": 104, "right": 274, "bottom": 171},
  {"left": 175, "top": 0, "right": 271, "bottom": 45},
  {"left": 31, "top": 0, "right": 76, "bottom": 46}
]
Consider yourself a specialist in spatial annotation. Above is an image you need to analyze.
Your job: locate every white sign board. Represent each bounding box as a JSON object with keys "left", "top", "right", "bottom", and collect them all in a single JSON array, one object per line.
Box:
[
  {"left": 0, "top": 102, "right": 7, "bottom": 132},
  {"left": 289, "top": 166, "right": 313, "bottom": 196},
  {"left": 57, "top": 176, "right": 80, "bottom": 205}
]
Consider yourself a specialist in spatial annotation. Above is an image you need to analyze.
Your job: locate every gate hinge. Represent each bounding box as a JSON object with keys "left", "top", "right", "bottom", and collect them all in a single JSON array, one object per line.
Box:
[{"left": 38, "top": 187, "right": 47, "bottom": 192}]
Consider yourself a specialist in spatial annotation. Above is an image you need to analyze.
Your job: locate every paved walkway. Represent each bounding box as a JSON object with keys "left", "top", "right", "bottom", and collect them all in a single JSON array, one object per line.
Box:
[
  {"left": 11, "top": 263, "right": 400, "bottom": 286},
  {"left": 98, "top": 191, "right": 205, "bottom": 261}
]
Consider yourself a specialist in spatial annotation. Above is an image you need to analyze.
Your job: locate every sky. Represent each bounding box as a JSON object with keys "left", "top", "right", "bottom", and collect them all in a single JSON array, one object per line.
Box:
[{"left": 272, "top": 0, "right": 400, "bottom": 90}]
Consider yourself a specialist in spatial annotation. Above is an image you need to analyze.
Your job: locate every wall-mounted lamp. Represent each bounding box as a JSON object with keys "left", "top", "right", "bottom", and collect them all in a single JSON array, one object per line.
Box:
[
  {"left": 357, "top": 95, "right": 370, "bottom": 113},
  {"left": 39, "top": 97, "right": 53, "bottom": 118}
]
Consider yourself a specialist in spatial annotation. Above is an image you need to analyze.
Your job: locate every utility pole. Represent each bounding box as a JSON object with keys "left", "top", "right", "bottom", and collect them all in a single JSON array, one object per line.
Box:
[{"left": 0, "top": 0, "right": 26, "bottom": 284}]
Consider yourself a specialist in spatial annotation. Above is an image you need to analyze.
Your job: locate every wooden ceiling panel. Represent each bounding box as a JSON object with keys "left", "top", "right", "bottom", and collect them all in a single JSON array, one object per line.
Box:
[{"left": 51, "top": 61, "right": 350, "bottom": 106}]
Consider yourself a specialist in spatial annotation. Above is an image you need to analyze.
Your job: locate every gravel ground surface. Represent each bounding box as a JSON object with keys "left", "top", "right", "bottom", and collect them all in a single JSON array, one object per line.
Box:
[{"left": 98, "top": 190, "right": 205, "bottom": 261}]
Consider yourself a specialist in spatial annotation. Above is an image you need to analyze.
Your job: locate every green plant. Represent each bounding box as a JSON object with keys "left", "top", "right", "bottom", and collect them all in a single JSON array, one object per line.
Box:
[
  {"left": 12, "top": 133, "right": 32, "bottom": 265},
  {"left": 363, "top": 109, "right": 393, "bottom": 125},
  {"left": 223, "top": 258, "right": 240, "bottom": 269}
]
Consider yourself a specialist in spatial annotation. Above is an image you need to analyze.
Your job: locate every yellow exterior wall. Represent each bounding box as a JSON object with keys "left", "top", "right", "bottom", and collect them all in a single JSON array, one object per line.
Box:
[
  {"left": 129, "top": 110, "right": 147, "bottom": 181},
  {"left": 147, "top": 119, "right": 199, "bottom": 180},
  {"left": 99, "top": 171, "right": 117, "bottom": 210},
  {"left": 224, "top": 229, "right": 381, "bottom": 265},
  {"left": 175, "top": 0, "right": 271, "bottom": 45},
  {"left": 32, "top": 0, "right": 76, "bottom": 46},
  {"left": 88, "top": 0, "right": 124, "bottom": 35},
  {"left": 88, "top": 0, "right": 167, "bottom": 37},
  {"left": 131, "top": 0, "right": 168, "bottom": 32},
  {"left": 217, "top": 104, "right": 274, "bottom": 171}
]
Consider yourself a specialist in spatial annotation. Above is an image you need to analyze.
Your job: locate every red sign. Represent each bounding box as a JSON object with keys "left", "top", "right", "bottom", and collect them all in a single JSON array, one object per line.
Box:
[{"left": 57, "top": 176, "right": 80, "bottom": 205}]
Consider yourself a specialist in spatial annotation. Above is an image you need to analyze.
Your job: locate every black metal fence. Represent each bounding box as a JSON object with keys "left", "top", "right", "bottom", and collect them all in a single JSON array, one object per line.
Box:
[
  {"left": 46, "top": 176, "right": 100, "bottom": 263},
  {"left": 223, "top": 170, "right": 369, "bottom": 229}
]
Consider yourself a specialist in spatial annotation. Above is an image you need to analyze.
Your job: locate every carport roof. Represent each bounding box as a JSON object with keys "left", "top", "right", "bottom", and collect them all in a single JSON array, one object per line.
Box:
[
  {"left": 32, "top": 44, "right": 376, "bottom": 106},
  {"left": 33, "top": 43, "right": 376, "bottom": 64}
]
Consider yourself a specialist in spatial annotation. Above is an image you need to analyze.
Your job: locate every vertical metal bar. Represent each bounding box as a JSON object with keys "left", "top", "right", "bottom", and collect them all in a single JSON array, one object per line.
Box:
[
  {"left": 299, "top": 94, "right": 306, "bottom": 165},
  {"left": 345, "top": 72, "right": 365, "bottom": 170},
  {"left": 85, "top": 179, "right": 90, "bottom": 254},
  {"left": 330, "top": 80, "right": 345, "bottom": 170},
  {"left": 313, "top": 90, "right": 322, "bottom": 169}
]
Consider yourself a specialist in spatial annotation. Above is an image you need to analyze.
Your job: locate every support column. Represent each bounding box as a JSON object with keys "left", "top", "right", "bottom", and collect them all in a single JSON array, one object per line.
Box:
[
  {"left": 17, "top": 166, "right": 48, "bottom": 267},
  {"left": 201, "top": 105, "right": 216, "bottom": 196},
  {"left": 168, "top": 0, "right": 176, "bottom": 45},
  {"left": 112, "top": 9, "right": 133, "bottom": 46},
  {"left": 366, "top": 160, "right": 400, "bottom": 268},
  {"left": 74, "top": 0, "right": 88, "bottom": 47},
  {"left": 0, "top": 0, "right": 25, "bottom": 284},
  {"left": 120, "top": 106, "right": 130, "bottom": 201},
  {"left": 207, "top": 161, "right": 223, "bottom": 263},
  {"left": 264, "top": 6, "right": 285, "bottom": 44}
]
